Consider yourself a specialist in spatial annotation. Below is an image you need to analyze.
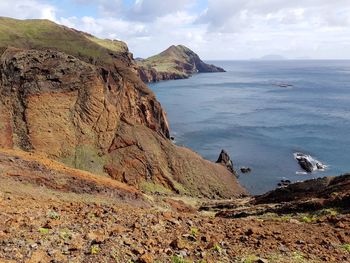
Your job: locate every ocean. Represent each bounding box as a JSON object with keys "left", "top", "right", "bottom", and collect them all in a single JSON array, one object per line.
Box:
[{"left": 148, "top": 60, "right": 350, "bottom": 195}]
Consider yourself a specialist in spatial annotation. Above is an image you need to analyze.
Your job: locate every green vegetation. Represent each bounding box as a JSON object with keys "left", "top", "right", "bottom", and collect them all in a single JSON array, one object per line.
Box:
[
  {"left": 47, "top": 210, "right": 60, "bottom": 220},
  {"left": 212, "top": 244, "right": 222, "bottom": 253},
  {"left": 90, "top": 244, "right": 100, "bottom": 255},
  {"left": 38, "top": 227, "right": 50, "bottom": 234},
  {"left": 301, "top": 216, "right": 316, "bottom": 223},
  {"left": 138, "top": 45, "right": 194, "bottom": 75},
  {"left": 60, "top": 144, "right": 109, "bottom": 176},
  {"left": 59, "top": 229, "right": 72, "bottom": 241},
  {"left": 171, "top": 255, "right": 191, "bottom": 263},
  {"left": 0, "top": 17, "right": 127, "bottom": 64},
  {"left": 299, "top": 208, "right": 339, "bottom": 223},
  {"left": 86, "top": 36, "right": 128, "bottom": 53},
  {"left": 291, "top": 251, "right": 306, "bottom": 262},
  {"left": 341, "top": 244, "right": 350, "bottom": 252},
  {"left": 190, "top": 227, "right": 199, "bottom": 237},
  {"left": 243, "top": 255, "right": 260, "bottom": 263},
  {"left": 314, "top": 208, "right": 338, "bottom": 217},
  {"left": 74, "top": 145, "right": 109, "bottom": 175}
]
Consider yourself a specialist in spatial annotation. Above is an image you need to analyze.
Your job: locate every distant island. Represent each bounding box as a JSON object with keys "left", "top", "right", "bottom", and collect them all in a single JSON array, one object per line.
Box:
[
  {"left": 137, "top": 45, "right": 225, "bottom": 82},
  {"left": 258, "top": 54, "right": 287, "bottom": 60}
]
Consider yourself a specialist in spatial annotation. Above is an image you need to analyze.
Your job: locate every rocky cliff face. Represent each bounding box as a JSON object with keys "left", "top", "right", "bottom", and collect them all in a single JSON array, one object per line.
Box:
[
  {"left": 137, "top": 45, "right": 225, "bottom": 82},
  {"left": 0, "top": 45, "right": 246, "bottom": 198}
]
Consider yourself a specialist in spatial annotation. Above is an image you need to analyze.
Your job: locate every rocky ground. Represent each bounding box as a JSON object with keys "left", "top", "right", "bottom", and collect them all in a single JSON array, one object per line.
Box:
[{"left": 0, "top": 151, "right": 349, "bottom": 263}]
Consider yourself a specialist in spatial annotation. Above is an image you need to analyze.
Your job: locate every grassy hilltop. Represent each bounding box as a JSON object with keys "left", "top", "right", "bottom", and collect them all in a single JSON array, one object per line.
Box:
[
  {"left": 0, "top": 17, "right": 128, "bottom": 64},
  {"left": 137, "top": 45, "right": 225, "bottom": 82}
]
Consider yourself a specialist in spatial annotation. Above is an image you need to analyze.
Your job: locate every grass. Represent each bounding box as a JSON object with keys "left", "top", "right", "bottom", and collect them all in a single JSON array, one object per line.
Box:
[
  {"left": 341, "top": 244, "right": 350, "bottom": 253},
  {"left": 86, "top": 36, "right": 128, "bottom": 53},
  {"left": 0, "top": 17, "right": 127, "bottom": 65},
  {"left": 291, "top": 251, "right": 306, "bottom": 262},
  {"left": 171, "top": 255, "right": 191, "bottom": 263},
  {"left": 313, "top": 208, "right": 338, "bottom": 217},
  {"left": 301, "top": 216, "right": 317, "bottom": 223},
  {"left": 299, "top": 208, "right": 339, "bottom": 223},
  {"left": 38, "top": 227, "right": 50, "bottom": 234},
  {"left": 140, "top": 181, "right": 173, "bottom": 194},
  {"left": 138, "top": 45, "right": 195, "bottom": 76}
]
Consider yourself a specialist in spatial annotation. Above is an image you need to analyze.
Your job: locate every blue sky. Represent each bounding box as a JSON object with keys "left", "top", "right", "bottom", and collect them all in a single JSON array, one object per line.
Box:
[{"left": 1, "top": 0, "right": 350, "bottom": 59}]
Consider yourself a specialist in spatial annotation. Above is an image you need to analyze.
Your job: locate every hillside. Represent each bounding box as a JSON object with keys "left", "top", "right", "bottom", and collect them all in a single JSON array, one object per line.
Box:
[
  {"left": 0, "top": 17, "right": 245, "bottom": 199},
  {"left": 137, "top": 45, "right": 225, "bottom": 82},
  {"left": 0, "top": 17, "right": 131, "bottom": 66}
]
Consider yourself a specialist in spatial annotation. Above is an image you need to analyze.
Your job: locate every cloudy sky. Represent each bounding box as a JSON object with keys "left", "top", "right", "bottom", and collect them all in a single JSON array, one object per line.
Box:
[{"left": 1, "top": 0, "right": 350, "bottom": 59}]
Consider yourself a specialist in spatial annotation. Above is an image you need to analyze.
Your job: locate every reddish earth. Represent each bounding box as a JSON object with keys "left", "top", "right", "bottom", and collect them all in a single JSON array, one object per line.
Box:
[
  {"left": 0, "top": 150, "right": 349, "bottom": 263},
  {"left": 0, "top": 46, "right": 245, "bottom": 199}
]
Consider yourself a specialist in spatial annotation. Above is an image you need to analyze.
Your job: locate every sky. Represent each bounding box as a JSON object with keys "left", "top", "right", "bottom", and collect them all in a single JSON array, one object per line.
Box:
[{"left": 1, "top": 0, "right": 350, "bottom": 59}]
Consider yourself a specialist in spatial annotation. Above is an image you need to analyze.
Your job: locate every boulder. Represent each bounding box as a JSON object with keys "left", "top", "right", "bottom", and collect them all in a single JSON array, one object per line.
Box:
[
  {"left": 240, "top": 167, "right": 252, "bottom": 173},
  {"left": 294, "top": 152, "right": 326, "bottom": 173},
  {"left": 216, "top": 150, "right": 236, "bottom": 176}
]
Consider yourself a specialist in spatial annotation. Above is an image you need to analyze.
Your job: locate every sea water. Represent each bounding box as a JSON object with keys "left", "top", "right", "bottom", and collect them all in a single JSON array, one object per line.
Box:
[{"left": 149, "top": 60, "right": 350, "bottom": 194}]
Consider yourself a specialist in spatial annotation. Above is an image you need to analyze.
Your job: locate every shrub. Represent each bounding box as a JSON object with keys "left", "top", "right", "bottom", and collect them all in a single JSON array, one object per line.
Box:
[{"left": 90, "top": 244, "right": 100, "bottom": 255}]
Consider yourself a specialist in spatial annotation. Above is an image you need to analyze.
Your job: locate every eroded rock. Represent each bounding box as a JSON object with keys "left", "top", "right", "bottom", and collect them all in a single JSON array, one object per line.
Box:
[
  {"left": 0, "top": 47, "right": 246, "bottom": 198},
  {"left": 294, "top": 152, "right": 327, "bottom": 173},
  {"left": 216, "top": 150, "right": 236, "bottom": 176}
]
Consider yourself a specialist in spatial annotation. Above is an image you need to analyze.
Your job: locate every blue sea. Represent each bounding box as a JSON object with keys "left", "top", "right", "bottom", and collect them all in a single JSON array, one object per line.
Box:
[{"left": 149, "top": 60, "right": 350, "bottom": 195}]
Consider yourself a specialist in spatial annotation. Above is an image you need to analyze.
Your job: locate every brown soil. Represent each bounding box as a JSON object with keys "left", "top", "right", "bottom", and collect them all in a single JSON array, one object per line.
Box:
[{"left": 0, "top": 151, "right": 349, "bottom": 263}]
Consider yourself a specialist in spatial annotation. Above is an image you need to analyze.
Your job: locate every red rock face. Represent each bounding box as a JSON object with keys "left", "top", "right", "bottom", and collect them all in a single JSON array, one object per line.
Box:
[
  {"left": 0, "top": 47, "right": 247, "bottom": 198},
  {"left": 0, "top": 103, "right": 13, "bottom": 148}
]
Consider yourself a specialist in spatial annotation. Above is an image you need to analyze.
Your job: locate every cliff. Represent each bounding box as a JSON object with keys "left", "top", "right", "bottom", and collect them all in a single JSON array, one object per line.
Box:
[
  {"left": 137, "top": 45, "right": 225, "bottom": 82},
  {"left": 0, "top": 17, "right": 246, "bottom": 198}
]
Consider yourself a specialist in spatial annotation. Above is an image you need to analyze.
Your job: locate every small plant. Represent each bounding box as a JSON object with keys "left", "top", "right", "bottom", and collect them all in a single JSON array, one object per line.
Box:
[
  {"left": 47, "top": 210, "right": 60, "bottom": 220},
  {"left": 315, "top": 208, "right": 338, "bottom": 217},
  {"left": 59, "top": 229, "right": 72, "bottom": 241},
  {"left": 292, "top": 251, "right": 305, "bottom": 262},
  {"left": 212, "top": 244, "right": 222, "bottom": 253},
  {"left": 190, "top": 227, "right": 199, "bottom": 236},
  {"left": 171, "top": 255, "right": 191, "bottom": 263},
  {"left": 90, "top": 244, "right": 100, "bottom": 255},
  {"left": 341, "top": 244, "right": 350, "bottom": 252},
  {"left": 243, "top": 255, "right": 260, "bottom": 263},
  {"left": 38, "top": 227, "right": 50, "bottom": 234},
  {"left": 280, "top": 215, "right": 292, "bottom": 221},
  {"left": 301, "top": 216, "right": 316, "bottom": 223}
]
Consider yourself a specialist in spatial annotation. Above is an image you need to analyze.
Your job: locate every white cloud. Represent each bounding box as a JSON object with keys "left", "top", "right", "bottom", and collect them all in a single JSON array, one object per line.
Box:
[
  {"left": 0, "top": 0, "right": 57, "bottom": 21},
  {"left": 59, "top": 16, "right": 148, "bottom": 39},
  {"left": 128, "top": 0, "right": 192, "bottom": 21},
  {"left": 1, "top": 0, "right": 350, "bottom": 59}
]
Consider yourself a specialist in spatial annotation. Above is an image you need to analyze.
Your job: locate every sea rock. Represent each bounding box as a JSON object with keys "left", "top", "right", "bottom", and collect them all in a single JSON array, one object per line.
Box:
[
  {"left": 240, "top": 167, "right": 252, "bottom": 173},
  {"left": 277, "top": 180, "right": 291, "bottom": 187},
  {"left": 294, "top": 152, "right": 327, "bottom": 173},
  {"left": 216, "top": 150, "right": 236, "bottom": 176}
]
